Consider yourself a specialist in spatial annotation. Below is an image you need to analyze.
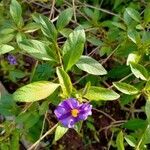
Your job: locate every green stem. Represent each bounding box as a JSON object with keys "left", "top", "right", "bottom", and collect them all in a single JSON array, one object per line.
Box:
[
  {"left": 29, "top": 60, "right": 38, "bottom": 83},
  {"left": 54, "top": 43, "right": 63, "bottom": 68}
]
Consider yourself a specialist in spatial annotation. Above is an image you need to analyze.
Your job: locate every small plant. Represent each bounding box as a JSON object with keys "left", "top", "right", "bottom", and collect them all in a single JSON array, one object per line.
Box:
[{"left": 0, "top": 0, "right": 150, "bottom": 149}]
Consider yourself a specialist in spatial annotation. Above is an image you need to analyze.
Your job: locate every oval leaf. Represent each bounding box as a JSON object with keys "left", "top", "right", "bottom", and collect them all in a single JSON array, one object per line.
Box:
[
  {"left": 10, "top": 0, "right": 23, "bottom": 27},
  {"left": 84, "top": 86, "right": 120, "bottom": 101},
  {"left": 63, "top": 28, "right": 85, "bottom": 71},
  {"left": 113, "top": 82, "right": 139, "bottom": 95},
  {"left": 39, "top": 15, "right": 57, "bottom": 42},
  {"left": 19, "top": 39, "right": 56, "bottom": 61},
  {"left": 33, "top": 14, "right": 57, "bottom": 42},
  {"left": 76, "top": 56, "right": 107, "bottom": 75},
  {"left": 0, "top": 44, "right": 14, "bottom": 55},
  {"left": 56, "top": 8, "right": 73, "bottom": 31},
  {"left": 56, "top": 67, "right": 72, "bottom": 97},
  {"left": 126, "top": 7, "right": 141, "bottom": 22},
  {"left": 130, "top": 63, "right": 149, "bottom": 81},
  {"left": 13, "top": 81, "right": 59, "bottom": 102},
  {"left": 54, "top": 125, "right": 68, "bottom": 142}
]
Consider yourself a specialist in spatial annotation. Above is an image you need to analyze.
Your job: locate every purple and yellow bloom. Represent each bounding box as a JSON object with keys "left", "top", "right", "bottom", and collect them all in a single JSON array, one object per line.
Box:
[
  {"left": 54, "top": 98, "right": 92, "bottom": 128},
  {"left": 7, "top": 54, "right": 17, "bottom": 65}
]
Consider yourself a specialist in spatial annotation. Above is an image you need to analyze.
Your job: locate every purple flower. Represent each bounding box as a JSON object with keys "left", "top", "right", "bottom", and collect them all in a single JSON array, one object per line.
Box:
[
  {"left": 7, "top": 54, "right": 17, "bottom": 65},
  {"left": 54, "top": 98, "right": 92, "bottom": 128}
]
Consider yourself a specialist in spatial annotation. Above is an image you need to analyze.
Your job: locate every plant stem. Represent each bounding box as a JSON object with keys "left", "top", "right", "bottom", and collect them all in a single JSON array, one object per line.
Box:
[
  {"left": 29, "top": 60, "right": 38, "bottom": 83},
  {"left": 28, "top": 123, "right": 58, "bottom": 150},
  {"left": 54, "top": 43, "right": 63, "bottom": 68}
]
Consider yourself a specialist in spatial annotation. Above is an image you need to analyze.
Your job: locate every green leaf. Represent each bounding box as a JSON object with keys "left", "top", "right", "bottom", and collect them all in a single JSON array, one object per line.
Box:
[
  {"left": 33, "top": 14, "right": 57, "bottom": 42},
  {"left": 76, "top": 56, "right": 107, "bottom": 75},
  {"left": 124, "top": 135, "right": 136, "bottom": 147},
  {"left": 23, "top": 22, "right": 40, "bottom": 33},
  {"left": 144, "top": 80, "right": 150, "bottom": 100},
  {"left": 126, "top": 7, "right": 141, "bottom": 22},
  {"left": 56, "top": 67, "right": 72, "bottom": 97},
  {"left": 39, "top": 100, "right": 49, "bottom": 115},
  {"left": 19, "top": 39, "right": 56, "bottom": 61},
  {"left": 0, "top": 94, "right": 19, "bottom": 116},
  {"left": 24, "top": 111, "right": 40, "bottom": 129},
  {"left": 113, "top": 82, "right": 139, "bottom": 95},
  {"left": 145, "top": 100, "right": 150, "bottom": 123},
  {"left": 127, "top": 29, "right": 140, "bottom": 44},
  {"left": 10, "top": 0, "right": 23, "bottom": 27},
  {"left": 144, "top": 6, "right": 150, "bottom": 23},
  {"left": 54, "top": 124, "right": 68, "bottom": 142},
  {"left": 0, "top": 44, "right": 14, "bottom": 55},
  {"left": 123, "top": 119, "right": 146, "bottom": 131},
  {"left": 112, "top": 22, "right": 126, "bottom": 30},
  {"left": 56, "top": 8, "right": 73, "bottom": 31},
  {"left": 0, "top": 34, "right": 15, "bottom": 44},
  {"left": 82, "top": 82, "right": 91, "bottom": 96},
  {"left": 84, "top": 86, "right": 120, "bottom": 101},
  {"left": 135, "top": 124, "right": 150, "bottom": 150},
  {"left": 130, "top": 63, "right": 149, "bottom": 81},
  {"left": 10, "top": 129, "right": 20, "bottom": 150},
  {"left": 63, "top": 28, "right": 85, "bottom": 71},
  {"left": 116, "top": 131, "right": 125, "bottom": 150},
  {"left": 13, "top": 81, "right": 60, "bottom": 102},
  {"left": 87, "top": 36, "right": 103, "bottom": 46},
  {"left": 127, "top": 52, "right": 141, "bottom": 65},
  {"left": 59, "top": 28, "right": 73, "bottom": 37}
]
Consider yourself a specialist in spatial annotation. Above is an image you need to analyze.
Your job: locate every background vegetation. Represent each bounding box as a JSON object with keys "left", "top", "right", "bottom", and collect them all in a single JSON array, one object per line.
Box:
[{"left": 0, "top": 0, "right": 150, "bottom": 149}]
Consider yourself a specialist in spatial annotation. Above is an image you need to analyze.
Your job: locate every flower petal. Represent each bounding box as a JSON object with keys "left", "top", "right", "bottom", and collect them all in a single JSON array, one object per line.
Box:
[
  {"left": 78, "top": 103, "right": 92, "bottom": 120},
  {"left": 60, "top": 116, "right": 76, "bottom": 128},
  {"left": 66, "top": 98, "right": 80, "bottom": 109},
  {"left": 54, "top": 106, "right": 68, "bottom": 118}
]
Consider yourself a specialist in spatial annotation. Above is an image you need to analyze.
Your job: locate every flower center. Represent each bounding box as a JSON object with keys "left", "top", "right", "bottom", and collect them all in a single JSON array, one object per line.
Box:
[{"left": 71, "top": 109, "right": 79, "bottom": 117}]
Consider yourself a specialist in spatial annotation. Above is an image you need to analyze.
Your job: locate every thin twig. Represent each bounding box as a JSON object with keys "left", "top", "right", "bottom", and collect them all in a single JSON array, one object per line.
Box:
[
  {"left": 72, "top": 0, "right": 77, "bottom": 22},
  {"left": 29, "top": 60, "right": 38, "bottom": 83},
  {"left": 28, "top": 123, "right": 58, "bottom": 150},
  {"left": 101, "top": 45, "right": 120, "bottom": 65},
  {"left": 78, "top": 1, "right": 123, "bottom": 21},
  {"left": 49, "top": 0, "right": 55, "bottom": 19},
  {"left": 34, "top": 111, "right": 48, "bottom": 150},
  {"left": 93, "top": 108, "right": 116, "bottom": 122}
]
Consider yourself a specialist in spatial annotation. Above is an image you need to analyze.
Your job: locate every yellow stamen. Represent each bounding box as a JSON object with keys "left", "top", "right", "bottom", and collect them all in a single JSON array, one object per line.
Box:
[{"left": 71, "top": 109, "right": 79, "bottom": 117}]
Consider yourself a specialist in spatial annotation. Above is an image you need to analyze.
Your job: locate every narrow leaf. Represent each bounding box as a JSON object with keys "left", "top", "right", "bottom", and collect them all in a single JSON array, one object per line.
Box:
[
  {"left": 36, "top": 14, "right": 57, "bottom": 42},
  {"left": 126, "top": 7, "right": 141, "bottom": 22},
  {"left": 76, "top": 55, "right": 107, "bottom": 75},
  {"left": 56, "top": 67, "right": 72, "bottom": 97},
  {"left": 10, "top": 0, "right": 23, "bottom": 27},
  {"left": 56, "top": 8, "right": 73, "bottom": 31},
  {"left": 13, "top": 81, "right": 59, "bottom": 102},
  {"left": 113, "top": 82, "right": 139, "bottom": 95},
  {"left": 116, "top": 131, "right": 125, "bottom": 150}
]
